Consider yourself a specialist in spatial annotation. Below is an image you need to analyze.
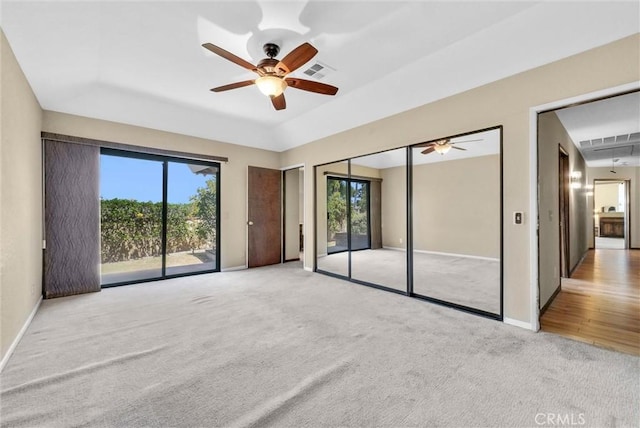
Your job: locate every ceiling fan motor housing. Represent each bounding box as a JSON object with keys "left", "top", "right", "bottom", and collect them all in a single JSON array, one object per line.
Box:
[
  {"left": 263, "top": 43, "right": 280, "bottom": 59},
  {"left": 257, "top": 58, "right": 280, "bottom": 74}
]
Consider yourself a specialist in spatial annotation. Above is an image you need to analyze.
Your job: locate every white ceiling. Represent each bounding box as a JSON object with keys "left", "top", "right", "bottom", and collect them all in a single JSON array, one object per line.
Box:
[
  {"left": 555, "top": 91, "right": 640, "bottom": 168},
  {"left": 1, "top": 1, "right": 639, "bottom": 152}
]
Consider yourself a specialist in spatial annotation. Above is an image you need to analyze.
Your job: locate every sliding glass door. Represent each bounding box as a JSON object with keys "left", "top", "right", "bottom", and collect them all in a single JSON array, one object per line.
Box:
[
  {"left": 166, "top": 161, "right": 218, "bottom": 276},
  {"left": 100, "top": 154, "right": 164, "bottom": 285},
  {"left": 100, "top": 149, "right": 220, "bottom": 287}
]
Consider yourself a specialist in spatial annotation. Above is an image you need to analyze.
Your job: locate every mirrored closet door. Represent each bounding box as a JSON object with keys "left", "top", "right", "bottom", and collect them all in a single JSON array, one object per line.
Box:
[
  {"left": 314, "top": 127, "right": 502, "bottom": 320},
  {"left": 349, "top": 149, "right": 407, "bottom": 292},
  {"left": 316, "top": 161, "right": 350, "bottom": 278},
  {"left": 411, "top": 128, "right": 502, "bottom": 316}
]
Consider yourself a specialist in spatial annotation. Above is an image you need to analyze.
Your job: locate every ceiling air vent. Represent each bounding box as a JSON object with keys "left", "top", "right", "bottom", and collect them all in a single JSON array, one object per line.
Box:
[{"left": 302, "top": 61, "right": 336, "bottom": 80}]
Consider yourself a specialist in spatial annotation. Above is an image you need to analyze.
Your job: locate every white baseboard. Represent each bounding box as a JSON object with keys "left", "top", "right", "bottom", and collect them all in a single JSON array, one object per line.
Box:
[
  {"left": 503, "top": 317, "right": 536, "bottom": 331},
  {"left": 303, "top": 266, "right": 313, "bottom": 272},
  {"left": 0, "top": 296, "right": 42, "bottom": 373},
  {"left": 335, "top": 246, "right": 498, "bottom": 262},
  {"left": 382, "top": 246, "right": 406, "bottom": 251},
  {"left": 221, "top": 265, "right": 246, "bottom": 272},
  {"left": 413, "top": 249, "right": 500, "bottom": 262}
]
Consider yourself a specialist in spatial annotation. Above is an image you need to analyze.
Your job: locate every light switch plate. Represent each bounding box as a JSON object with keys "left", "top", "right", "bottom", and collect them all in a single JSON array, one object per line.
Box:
[{"left": 514, "top": 211, "right": 524, "bottom": 225}]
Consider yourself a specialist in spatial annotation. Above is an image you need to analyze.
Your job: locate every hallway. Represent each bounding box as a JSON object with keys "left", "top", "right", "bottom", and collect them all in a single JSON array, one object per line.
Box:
[{"left": 540, "top": 249, "right": 640, "bottom": 355}]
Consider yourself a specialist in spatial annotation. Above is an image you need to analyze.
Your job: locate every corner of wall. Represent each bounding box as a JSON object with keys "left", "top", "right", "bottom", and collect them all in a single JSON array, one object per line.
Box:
[{"left": 1, "top": 29, "right": 45, "bottom": 364}]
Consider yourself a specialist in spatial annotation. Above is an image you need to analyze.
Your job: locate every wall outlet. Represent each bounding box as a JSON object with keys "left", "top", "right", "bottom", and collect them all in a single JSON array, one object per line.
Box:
[{"left": 399, "top": 238, "right": 403, "bottom": 244}]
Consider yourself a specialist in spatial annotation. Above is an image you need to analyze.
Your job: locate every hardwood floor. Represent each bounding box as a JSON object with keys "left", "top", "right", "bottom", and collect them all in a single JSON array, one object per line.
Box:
[{"left": 540, "top": 249, "right": 640, "bottom": 356}]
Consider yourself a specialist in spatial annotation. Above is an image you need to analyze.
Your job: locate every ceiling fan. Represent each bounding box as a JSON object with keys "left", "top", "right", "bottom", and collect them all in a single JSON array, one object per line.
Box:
[
  {"left": 202, "top": 41, "right": 339, "bottom": 111},
  {"left": 420, "top": 138, "right": 483, "bottom": 155}
]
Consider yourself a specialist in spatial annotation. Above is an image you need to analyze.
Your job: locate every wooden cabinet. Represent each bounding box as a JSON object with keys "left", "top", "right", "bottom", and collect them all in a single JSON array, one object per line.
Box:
[{"left": 600, "top": 217, "right": 624, "bottom": 238}]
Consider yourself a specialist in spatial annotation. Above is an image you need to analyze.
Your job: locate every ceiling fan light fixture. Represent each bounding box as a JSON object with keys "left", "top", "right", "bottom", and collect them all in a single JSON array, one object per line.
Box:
[
  {"left": 255, "top": 76, "right": 287, "bottom": 97},
  {"left": 434, "top": 143, "right": 452, "bottom": 155}
]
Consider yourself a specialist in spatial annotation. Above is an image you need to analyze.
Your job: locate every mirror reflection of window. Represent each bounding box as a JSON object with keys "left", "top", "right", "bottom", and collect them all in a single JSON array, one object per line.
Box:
[
  {"left": 316, "top": 161, "right": 349, "bottom": 278},
  {"left": 411, "top": 128, "right": 502, "bottom": 315},
  {"left": 326, "top": 176, "right": 349, "bottom": 254},
  {"left": 350, "top": 148, "right": 407, "bottom": 292}
]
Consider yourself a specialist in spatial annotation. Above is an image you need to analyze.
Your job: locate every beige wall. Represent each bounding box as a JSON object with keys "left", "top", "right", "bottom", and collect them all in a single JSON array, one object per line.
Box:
[
  {"left": 1, "top": 30, "right": 44, "bottom": 362},
  {"left": 588, "top": 167, "right": 640, "bottom": 248},
  {"left": 380, "top": 163, "right": 407, "bottom": 249},
  {"left": 594, "top": 182, "right": 622, "bottom": 212},
  {"left": 418, "top": 155, "right": 500, "bottom": 258},
  {"left": 281, "top": 34, "right": 639, "bottom": 325},
  {"left": 538, "top": 111, "right": 590, "bottom": 308},
  {"left": 41, "top": 111, "right": 281, "bottom": 270},
  {"left": 379, "top": 155, "right": 499, "bottom": 259}
]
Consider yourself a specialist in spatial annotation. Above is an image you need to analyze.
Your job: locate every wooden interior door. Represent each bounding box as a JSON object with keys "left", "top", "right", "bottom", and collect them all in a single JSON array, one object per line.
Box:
[
  {"left": 248, "top": 166, "right": 282, "bottom": 267},
  {"left": 559, "top": 148, "right": 570, "bottom": 278}
]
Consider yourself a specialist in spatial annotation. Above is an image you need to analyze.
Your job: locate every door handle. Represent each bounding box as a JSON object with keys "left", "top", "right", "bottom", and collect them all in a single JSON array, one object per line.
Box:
[{"left": 248, "top": 221, "right": 254, "bottom": 226}]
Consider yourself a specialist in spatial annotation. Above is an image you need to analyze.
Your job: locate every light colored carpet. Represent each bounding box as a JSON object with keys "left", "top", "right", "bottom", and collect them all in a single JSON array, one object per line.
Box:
[
  {"left": 1, "top": 263, "right": 638, "bottom": 427},
  {"left": 318, "top": 249, "right": 500, "bottom": 314}
]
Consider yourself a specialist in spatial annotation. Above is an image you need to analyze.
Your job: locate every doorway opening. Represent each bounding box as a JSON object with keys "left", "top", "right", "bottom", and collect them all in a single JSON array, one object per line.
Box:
[
  {"left": 536, "top": 88, "right": 639, "bottom": 354},
  {"left": 283, "top": 166, "right": 304, "bottom": 262},
  {"left": 593, "top": 179, "right": 630, "bottom": 249}
]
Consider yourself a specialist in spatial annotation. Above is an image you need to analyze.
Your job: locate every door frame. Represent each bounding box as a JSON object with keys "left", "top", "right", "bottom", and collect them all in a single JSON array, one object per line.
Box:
[
  {"left": 529, "top": 82, "right": 639, "bottom": 331},
  {"left": 282, "top": 165, "right": 305, "bottom": 263},
  {"left": 245, "top": 163, "right": 306, "bottom": 269}
]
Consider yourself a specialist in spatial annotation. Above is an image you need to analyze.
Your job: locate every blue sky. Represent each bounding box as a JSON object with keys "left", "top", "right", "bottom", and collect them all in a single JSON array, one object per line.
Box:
[{"left": 100, "top": 155, "right": 212, "bottom": 204}]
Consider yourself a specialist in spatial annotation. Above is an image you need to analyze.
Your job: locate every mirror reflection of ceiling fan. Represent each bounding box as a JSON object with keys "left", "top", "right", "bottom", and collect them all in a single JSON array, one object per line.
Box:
[
  {"left": 202, "top": 41, "right": 338, "bottom": 111},
  {"left": 420, "top": 138, "right": 483, "bottom": 155}
]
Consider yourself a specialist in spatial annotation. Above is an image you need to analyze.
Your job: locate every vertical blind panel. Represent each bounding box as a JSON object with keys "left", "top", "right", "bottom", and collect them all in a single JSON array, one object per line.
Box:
[{"left": 44, "top": 140, "right": 101, "bottom": 298}]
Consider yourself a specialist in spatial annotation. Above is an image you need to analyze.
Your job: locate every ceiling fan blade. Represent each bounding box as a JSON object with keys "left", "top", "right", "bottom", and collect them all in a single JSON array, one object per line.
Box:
[
  {"left": 285, "top": 78, "right": 338, "bottom": 95},
  {"left": 271, "top": 93, "right": 286, "bottom": 111},
  {"left": 202, "top": 43, "right": 258, "bottom": 72},
  {"left": 421, "top": 147, "right": 436, "bottom": 155},
  {"left": 414, "top": 142, "right": 436, "bottom": 149},
  {"left": 277, "top": 42, "right": 318, "bottom": 74},
  {"left": 211, "top": 80, "right": 255, "bottom": 92},
  {"left": 451, "top": 146, "right": 467, "bottom": 151}
]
